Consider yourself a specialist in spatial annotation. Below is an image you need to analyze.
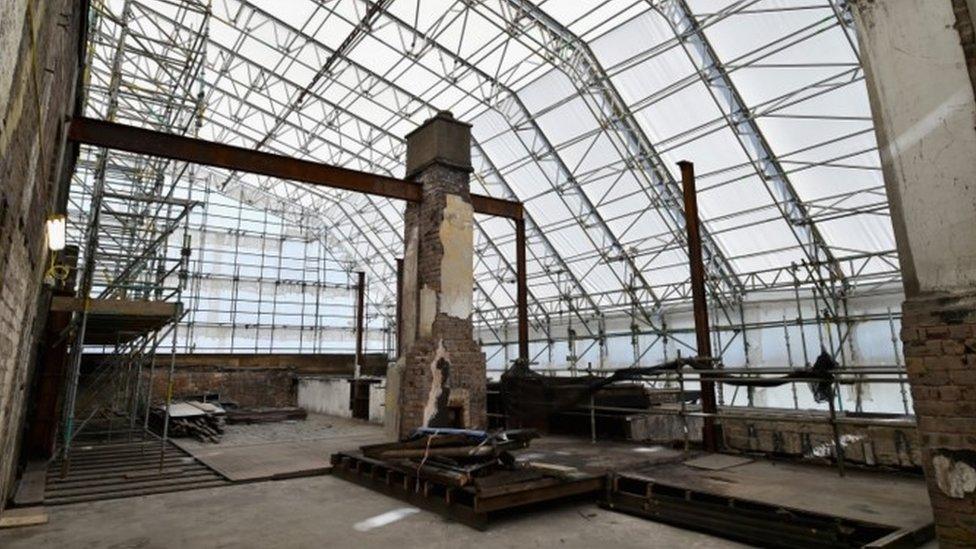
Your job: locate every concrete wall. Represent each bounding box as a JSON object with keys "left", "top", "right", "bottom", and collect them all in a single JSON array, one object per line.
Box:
[
  {"left": 0, "top": 0, "right": 82, "bottom": 510},
  {"left": 297, "top": 378, "right": 386, "bottom": 423},
  {"left": 853, "top": 0, "right": 976, "bottom": 297},
  {"left": 368, "top": 383, "right": 385, "bottom": 424},
  {"left": 297, "top": 378, "right": 352, "bottom": 418}
]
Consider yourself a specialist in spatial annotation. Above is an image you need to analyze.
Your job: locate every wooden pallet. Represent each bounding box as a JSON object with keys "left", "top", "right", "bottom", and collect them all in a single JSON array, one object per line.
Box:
[{"left": 331, "top": 451, "right": 604, "bottom": 529}]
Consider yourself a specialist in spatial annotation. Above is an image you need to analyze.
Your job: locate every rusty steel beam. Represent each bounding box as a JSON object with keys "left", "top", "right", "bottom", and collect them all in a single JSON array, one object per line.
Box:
[
  {"left": 679, "top": 160, "right": 718, "bottom": 452},
  {"left": 515, "top": 217, "right": 529, "bottom": 364},
  {"left": 68, "top": 116, "right": 529, "bottom": 366},
  {"left": 66, "top": 117, "right": 523, "bottom": 220},
  {"left": 355, "top": 271, "right": 366, "bottom": 376},
  {"left": 395, "top": 258, "right": 403, "bottom": 358}
]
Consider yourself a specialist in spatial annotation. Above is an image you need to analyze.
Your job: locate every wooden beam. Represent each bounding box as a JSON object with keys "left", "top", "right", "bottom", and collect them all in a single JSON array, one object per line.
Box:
[{"left": 50, "top": 296, "right": 180, "bottom": 317}]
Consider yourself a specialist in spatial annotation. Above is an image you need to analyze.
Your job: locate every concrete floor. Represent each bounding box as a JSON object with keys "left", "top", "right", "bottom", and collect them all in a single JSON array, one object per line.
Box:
[
  {"left": 171, "top": 414, "right": 386, "bottom": 481},
  {"left": 0, "top": 475, "right": 744, "bottom": 548}
]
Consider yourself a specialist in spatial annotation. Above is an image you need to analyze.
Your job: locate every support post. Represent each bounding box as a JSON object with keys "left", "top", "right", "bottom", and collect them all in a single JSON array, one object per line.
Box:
[
  {"left": 395, "top": 258, "right": 403, "bottom": 359},
  {"left": 679, "top": 160, "right": 718, "bottom": 452},
  {"left": 516, "top": 217, "right": 529, "bottom": 365},
  {"left": 355, "top": 271, "right": 365, "bottom": 378}
]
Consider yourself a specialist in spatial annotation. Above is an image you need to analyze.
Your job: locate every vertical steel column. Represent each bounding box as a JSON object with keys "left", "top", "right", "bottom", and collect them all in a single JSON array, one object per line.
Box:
[
  {"left": 679, "top": 161, "right": 718, "bottom": 452},
  {"left": 355, "top": 271, "right": 366, "bottom": 378},
  {"left": 515, "top": 216, "right": 529, "bottom": 364},
  {"left": 395, "top": 258, "right": 403, "bottom": 359}
]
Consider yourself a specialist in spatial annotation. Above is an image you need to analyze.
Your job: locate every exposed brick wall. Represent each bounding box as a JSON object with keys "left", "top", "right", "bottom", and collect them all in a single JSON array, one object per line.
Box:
[
  {"left": 141, "top": 368, "right": 297, "bottom": 408},
  {"left": 720, "top": 408, "right": 922, "bottom": 469},
  {"left": 0, "top": 0, "right": 81, "bottom": 509},
  {"left": 901, "top": 292, "right": 976, "bottom": 546},
  {"left": 80, "top": 353, "right": 387, "bottom": 409},
  {"left": 398, "top": 337, "right": 487, "bottom": 435}
]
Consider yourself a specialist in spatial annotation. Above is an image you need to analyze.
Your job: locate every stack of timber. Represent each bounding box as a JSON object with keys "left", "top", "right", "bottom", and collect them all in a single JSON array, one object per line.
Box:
[{"left": 154, "top": 401, "right": 226, "bottom": 443}]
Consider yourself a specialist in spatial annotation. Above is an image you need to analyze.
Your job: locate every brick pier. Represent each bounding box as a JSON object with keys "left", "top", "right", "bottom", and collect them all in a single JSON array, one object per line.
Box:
[{"left": 385, "top": 112, "right": 487, "bottom": 439}]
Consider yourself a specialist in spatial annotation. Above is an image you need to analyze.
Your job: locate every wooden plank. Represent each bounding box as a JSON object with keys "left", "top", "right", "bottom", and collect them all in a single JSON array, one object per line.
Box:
[
  {"left": 45, "top": 471, "right": 219, "bottom": 498},
  {"left": 0, "top": 507, "right": 48, "bottom": 528},
  {"left": 47, "top": 464, "right": 209, "bottom": 485},
  {"left": 50, "top": 296, "right": 180, "bottom": 317},
  {"left": 45, "top": 479, "right": 229, "bottom": 506}
]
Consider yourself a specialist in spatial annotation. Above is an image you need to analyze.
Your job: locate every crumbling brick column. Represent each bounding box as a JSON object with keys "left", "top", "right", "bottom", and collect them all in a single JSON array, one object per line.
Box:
[
  {"left": 384, "top": 112, "right": 486, "bottom": 439},
  {"left": 901, "top": 293, "right": 976, "bottom": 544}
]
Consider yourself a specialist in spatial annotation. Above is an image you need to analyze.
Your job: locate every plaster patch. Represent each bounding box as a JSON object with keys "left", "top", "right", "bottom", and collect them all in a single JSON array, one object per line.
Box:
[
  {"left": 418, "top": 286, "right": 437, "bottom": 338},
  {"left": 384, "top": 358, "right": 404, "bottom": 439},
  {"left": 438, "top": 194, "right": 473, "bottom": 319},
  {"left": 421, "top": 341, "right": 450, "bottom": 427},
  {"left": 401, "top": 225, "right": 419, "bottom": 348},
  {"left": 933, "top": 454, "right": 976, "bottom": 498}
]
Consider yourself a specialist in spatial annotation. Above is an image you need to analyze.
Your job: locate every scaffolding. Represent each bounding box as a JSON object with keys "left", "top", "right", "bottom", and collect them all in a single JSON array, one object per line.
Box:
[
  {"left": 61, "top": 1, "right": 394, "bottom": 472},
  {"left": 71, "top": 0, "right": 910, "bottom": 436}
]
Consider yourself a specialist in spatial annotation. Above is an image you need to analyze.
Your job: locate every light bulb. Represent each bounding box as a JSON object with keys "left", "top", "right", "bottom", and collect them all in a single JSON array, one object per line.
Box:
[{"left": 46, "top": 215, "right": 66, "bottom": 251}]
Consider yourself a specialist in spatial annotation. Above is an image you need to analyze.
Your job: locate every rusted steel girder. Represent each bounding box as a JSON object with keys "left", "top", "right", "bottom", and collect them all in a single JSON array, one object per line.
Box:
[
  {"left": 67, "top": 116, "right": 530, "bottom": 364},
  {"left": 679, "top": 160, "right": 719, "bottom": 452},
  {"left": 516, "top": 217, "right": 529, "bottom": 364},
  {"left": 66, "top": 117, "right": 523, "bottom": 220},
  {"left": 355, "top": 271, "right": 366, "bottom": 376}
]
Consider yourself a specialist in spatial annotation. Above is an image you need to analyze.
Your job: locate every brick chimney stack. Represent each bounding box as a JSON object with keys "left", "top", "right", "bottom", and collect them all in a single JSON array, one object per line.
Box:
[{"left": 385, "top": 111, "right": 487, "bottom": 439}]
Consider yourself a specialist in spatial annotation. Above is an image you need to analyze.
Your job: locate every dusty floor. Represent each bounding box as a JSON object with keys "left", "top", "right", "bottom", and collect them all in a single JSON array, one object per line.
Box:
[
  {"left": 4, "top": 415, "right": 935, "bottom": 547},
  {"left": 171, "top": 413, "right": 386, "bottom": 481},
  {"left": 177, "top": 413, "right": 383, "bottom": 449},
  {"left": 0, "top": 475, "right": 744, "bottom": 549}
]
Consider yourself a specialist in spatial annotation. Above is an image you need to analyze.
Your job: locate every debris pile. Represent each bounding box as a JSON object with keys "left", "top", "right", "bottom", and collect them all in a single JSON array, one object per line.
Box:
[
  {"left": 333, "top": 427, "right": 604, "bottom": 527},
  {"left": 154, "top": 401, "right": 226, "bottom": 443},
  {"left": 360, "top": 428, "right": 541, "bottom": 488}
]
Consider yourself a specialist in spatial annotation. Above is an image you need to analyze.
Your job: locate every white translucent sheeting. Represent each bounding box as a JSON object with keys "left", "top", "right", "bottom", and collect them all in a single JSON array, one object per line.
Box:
[{"left": 81, "top": 0, "right": 903, "bottom": 370}]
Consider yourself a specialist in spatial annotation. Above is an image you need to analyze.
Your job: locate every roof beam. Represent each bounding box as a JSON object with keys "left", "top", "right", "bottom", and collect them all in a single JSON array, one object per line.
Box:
[
  {"left": 66, "top": 116, "right": 523, "bottom": 219},
  {"left": 656, "top": 0, "right": 847, "bottom": 299},
  {"left": 185, "top": 0, "right": 612, "bottom": 327},
  {"left": 493, "top": 0, "right": 744, "bottom": 322},
  {"left": 363, "top": 1, "right": 669, "bottom": 328}
]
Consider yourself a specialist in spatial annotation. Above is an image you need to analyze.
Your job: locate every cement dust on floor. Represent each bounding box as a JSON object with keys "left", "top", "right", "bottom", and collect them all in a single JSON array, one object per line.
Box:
[
  {"left": 0, "top": 475, "right": 744, "bottom": 549},
  {"left": 171, "top": 413, "right": 387, "bottom": 482}
]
